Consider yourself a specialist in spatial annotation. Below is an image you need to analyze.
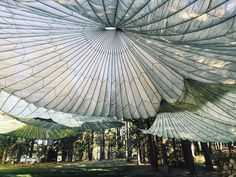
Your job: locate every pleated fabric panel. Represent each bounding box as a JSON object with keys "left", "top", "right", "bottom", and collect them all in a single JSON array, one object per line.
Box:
[
  {"left": 142, "top": 111, "right": 236, "bottom": 143},
  {"left": 0, "top": 0, "right": 235, "bottom": 142},
  {"left": 0, "top": 0, "right": 235, "bottom": 119},
  {"left": 169, "top": 80, "right": 236, "bottom": 125},
  {"left": 144, "top": 80, "right": 236, "bottom": 142},
  {"left": 0, "top": 113, "right": 123, "bottom": 139}
]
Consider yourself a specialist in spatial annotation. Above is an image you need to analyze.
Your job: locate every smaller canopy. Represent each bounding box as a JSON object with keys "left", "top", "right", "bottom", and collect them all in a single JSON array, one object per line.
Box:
[
  {"left": 142, "top": 80, "right": 236, "bottom": 143},
  {"left": 142, "top": 111, "right": 236, "bottom": 143},
  {"left": 0, "top": 113, "right": 123, "bottom": 139}
]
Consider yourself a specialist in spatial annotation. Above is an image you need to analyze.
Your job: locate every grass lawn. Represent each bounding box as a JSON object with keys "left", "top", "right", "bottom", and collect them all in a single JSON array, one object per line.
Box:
[
  {"left": 0, "top": 164, "right": 129, "bottom": 177},
  {"left": 0, "top": 165, "right": 127, "bottom": 177},
  {"left": 0, "top": 160, "right": 218, "bottom": 177},
  {"left": 0, "top": 160, "right": 139, "bottom": 177}
]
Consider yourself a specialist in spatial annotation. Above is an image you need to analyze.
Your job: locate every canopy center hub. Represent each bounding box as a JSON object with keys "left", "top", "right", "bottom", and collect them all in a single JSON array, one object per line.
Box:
[{"left": 105, "top": 27, "right": 116, "bottom": 31}]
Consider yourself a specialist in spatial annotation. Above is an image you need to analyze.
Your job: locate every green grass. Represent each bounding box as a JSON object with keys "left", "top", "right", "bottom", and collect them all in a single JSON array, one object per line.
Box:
[
  {"left": 0, "top": 161, "right": 219, "bottom": 177},
  {"left": 0, "top": 163, "right": 131, "bottom": 177}
]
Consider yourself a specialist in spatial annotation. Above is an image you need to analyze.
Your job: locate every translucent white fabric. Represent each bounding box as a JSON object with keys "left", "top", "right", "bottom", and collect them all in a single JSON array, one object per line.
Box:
[
  {"left": 0, "top": 113, "right": 24, "bottom": 133},
  {"left": 0, "top": 112, "right": 122, "bottom": 139},
  {"left": 141, "top": 111, "right": 236, "bottom": 143},
  {"left": 1, "top": 0, "right": 235, "bottom": 119},
  {"left": 142, "top": 80, "right": 236, "bottom": 142},
  {"left": 0, "top": 0, "right": 235, "bottom": 141},
  {"left": 160, "top": 80, "right": 236, "bottom": 125},
  {"left": 0, "top": 88, "right": 120, "bottom": 127}
]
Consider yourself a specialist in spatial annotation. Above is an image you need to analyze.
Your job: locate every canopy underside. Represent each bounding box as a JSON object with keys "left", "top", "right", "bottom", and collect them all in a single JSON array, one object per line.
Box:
[
  {"left": 0, "top": 0, "right": 235, "bottom": 142},
  {"left": 0, "top": 113, "right": 123, "bottom": 139}
]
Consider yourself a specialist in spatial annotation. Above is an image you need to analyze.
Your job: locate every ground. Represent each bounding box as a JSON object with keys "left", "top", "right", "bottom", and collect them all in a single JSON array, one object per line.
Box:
[{"left": 0, "top": 160, "right": 218, "bottom": 177}]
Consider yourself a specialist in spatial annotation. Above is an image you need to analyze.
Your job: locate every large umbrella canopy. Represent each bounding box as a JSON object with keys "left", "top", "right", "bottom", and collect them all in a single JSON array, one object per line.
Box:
[
  {"left": 0, "top": 0, "right": 236, "bottom": 142},
  {"left": 0, "top": 0, "right": 235, "bottom": 120}
]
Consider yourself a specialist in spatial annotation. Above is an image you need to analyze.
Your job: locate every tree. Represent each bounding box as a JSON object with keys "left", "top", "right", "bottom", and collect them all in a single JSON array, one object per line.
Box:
[
  {"left": 201, "top": 142, "right": 213, "bottom": 171},
  {"left": 181, "top": 140, "right": 197, "bottom": 177}
]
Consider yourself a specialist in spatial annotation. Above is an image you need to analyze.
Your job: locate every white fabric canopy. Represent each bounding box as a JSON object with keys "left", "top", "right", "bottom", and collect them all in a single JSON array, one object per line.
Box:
[
  {"left": 0, "top": 0, "right": 235, "bottom": 119},
  {"left": 0, "top": 0, "right": 236, "bottom": 141},
  {"left": 160, "top": 80, "right": 236, "bottom": 125},
  {"left": 0, "top": 112, "right": 123, "bottom": 139},
  {"left": 141, "top": 111, "right": 236, "bottom": 143}
]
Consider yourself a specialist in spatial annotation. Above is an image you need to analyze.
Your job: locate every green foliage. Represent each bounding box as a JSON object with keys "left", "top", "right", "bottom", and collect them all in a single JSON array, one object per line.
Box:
[
  {"left": 114, "top": 148, "right": 126, "bottom": 159},
  {"left": 0, "top": 136, "right": 33, "bottom": 163}
]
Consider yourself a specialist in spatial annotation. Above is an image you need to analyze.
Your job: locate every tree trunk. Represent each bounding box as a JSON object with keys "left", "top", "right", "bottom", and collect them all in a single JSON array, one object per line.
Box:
[
  {"left": 153, "top": 136, "right": 158, "bottom": 167},
  {"left": 181, "top": 140, "right": 197, "bottom": 177},
  {"left": 42, "top": 140, "right": 48, "bottom": 163},
  {"left": 137, "top": 131, "right": 143, "bottom": 164},
  {"left": 47, "top": 149, "right": 57, "bottom": 162},
  {"left": 2, "top": 148, "right": 9, "bottom": 164},
  {"left": 228, "top": 142, "right": 232, "bottom": 156},
  {"left": 107, "top": 144, "right": 111, "bottom": 159},
  {"left": 208, "top": 143, "right": 213, "bottom": 154},
  {"left": 61, "top": 139, "right": 68, "bottom": 162},
  {"left": 172, "top": 138, "right": 178, "bottom": 164},
  {"left": 29, "top": 140, "right": 35, "bottom": 158},
  {"left": 147, "top": 134, "right": 158, "bottom": 171},
  {"left": 16, "top": 145, "right": 22, "bottom": 163},
  {"left": 161, "top": 138, "right": 169, "bottom": 173},
  {"left": 62, "top": 147, "right": 67, "bottom": 162},
  {"left": 142, "top": 141, "right": 146, "bottom": 163},
  {"left": 194, "top": 142, "right": 200, "bottom": 155},
  {"left": 125, "top": 122, "right": 131, "bottom": 162},
  {"left": 200, "top": 142, "right": 213, "bottom": 171},
  {"left": 99, "top": 132, "right": 105, "bottom": 161},
  {"left": 116, "top": 128, "right": 122, "bottom": 150},
  {"left": 88, "top": 132, "right": 94, "bottom": 161},
  {"left": 68, "top": 138, "right": 73, "bottom": 162},
  {"left": 145, "top": 119, "right": 158, "bottom": 171}
]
